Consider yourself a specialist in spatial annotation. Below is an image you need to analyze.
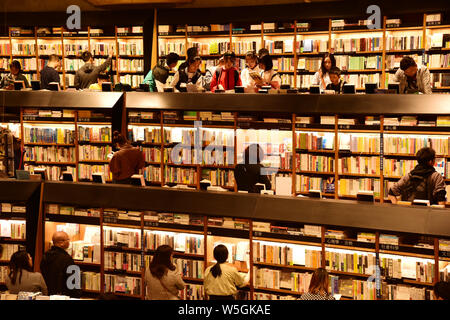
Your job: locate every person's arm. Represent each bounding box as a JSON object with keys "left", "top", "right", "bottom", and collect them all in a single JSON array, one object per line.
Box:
[
  {"left": 421, "top": 67, "right": 432, "bottom": 94},
  {"left": 268, "top": 73, "right": 281, "bottom": 89},
  {"left": 95, "top": 56, "right": 112, "bottom": 74},
  {"left": 210, "top": 70, "right": 219, "bottom": 92},
  {"left": 432, "top": 173, "right": 447, "bottom": 205},
  {"left": 169, "top": 71, "right": 180, "bottom": 92},
  {"left": 387, "top": 175, "right": 409, "bottom": 204},
  {"left": 109, "top": 155, "right": 120, "bottom": 179},
  {"left": 155, "top": 79, "right": 165, "bottom": 92},
  {"left": 240, "top": 69, "right": 248, "bottom": 87},
  {"left": 21, "top": 75, "right": 30, "bottom": 88},
  {"left": 236, "top": 71, "right": 242, "bottom": 87},
  {"left": 74, "top": 72, "right": 80, "bottom": 89},
  {"left": 232, "top": 268, "right": 247, "bottom": 288},
  {"left": 258, "top": 172, "right": 272, "bottom": 191},
  {"left": 311, "top": 71, "right": 320, "bottom": 85},
  {"left": 195, "top": 74, "right": 203, "bottom": 91},
  {"left": 393, "top": 68, "right": 403, "bottom": 83},
  {"left": 174, "top": 272, "right": 186, "bottom": 290}
]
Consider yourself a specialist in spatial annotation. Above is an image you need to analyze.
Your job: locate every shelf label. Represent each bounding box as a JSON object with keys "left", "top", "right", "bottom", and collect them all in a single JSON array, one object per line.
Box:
[
  {"left": 380, "top": 244, "right": 399, "bottom": 251},
  {"left": 439, "top": 251, "right": 450, "bottom": 258},
  {"left": 338, "top": 125, "right": 351, "bottom": 130},
  {"left": 104, "top": 217, "right": 118, "bottom": 224},
  {"left": 144, "top": 221, "right": 159, "bottom": 227}
]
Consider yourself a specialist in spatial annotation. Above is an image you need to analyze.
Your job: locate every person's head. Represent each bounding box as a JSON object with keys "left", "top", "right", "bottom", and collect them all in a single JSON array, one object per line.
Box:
[
  {"left": 433, "top": 281, "right": 450, "bottom": 300},
  {"left": 245, "top": 51, "right": 258, "bottom": 69},
  {"left": 258, "top": 48, "right": 269, "bottom": 59},
  {"left": 8, "top": 250, "right": 33, "bottom": 285},
  {"left": 400, "top": 56, "right": 418, "bottom": 78},
  {"left": 211, "top": 244, "right": 228, "bottom": 278},
  {"left": 244, "top": 144, "right": 264, "bottom": 164},
  {"left": 166, "top": 52, "right": 180, "bottom": 70},
  {"left": 81, "top": 51, "right": 94, "bottom": 64},
  {"left": 97, "top": 73, "right": 109, "bottom": 84},
  {"left": 308, "top": 268, "right": 330, "bottom": 295},
  {"left": 259, "top": 54, "right": 273, "bottom": 71},
  {"left": 48, "top": 54, "right": 60, "bottom": 68},
  {"left": 321, "top": 53, "right": 336, "bottom": 74},
  {"left": 187, "top": 55, "right": 201, "bottom": 71},
  {"left": 217, "top": 56, "right": 225, "bottom": 68},
  {"left": 416, "top": 147, "right": 436, "bottom": 167},
  {"left": 10, "top": 60, "right": 22, "bottom": 76},
  {"left": 150, "top": 245, "right": 175, "bottom": 279},
  {"left": 186, "top": 47, "right": 198, "bottom": 59},
  {"left": 112, "top": 130, "right": 128, "bottom": 148},
  {"left": 329, "top": 66, "right": 342, "bottom": 85},
  {"left": 223, "top": 51, "right": 236, "bottom": 70},
  {"left": 52, "top": 231, "right": 70, "bottom": 249}
]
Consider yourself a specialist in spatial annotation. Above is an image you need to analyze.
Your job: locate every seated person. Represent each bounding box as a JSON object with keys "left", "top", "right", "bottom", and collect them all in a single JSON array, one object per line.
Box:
[
  {"left": 88, "top": 73, "right": 111, "bottom": 91},
  {"left": 255, "top": 54, "right": 281, "bottom": 90},
  {"left": 143, "top": 52, "right": 180, "bottom": 92},
  {"left": 388, "top": 147, "right": 446, "bottom": 205},
  {"left": 210, "top": 51, "right": 242, "bottom": 92},
  {"left": 393, "top": 56, "right": 432, "bottom": 94},
  {"left": 325, "top": 67, "right": 346, "bottom": 93},
  {"left": 234, "top": 144, "right": 271, "bottom": 193},
  {"left": 0, "top": 60, "right": 30, "bottom": 89},
  {"left": 170, "top": 55, "right": 203, "bottom": 92}
]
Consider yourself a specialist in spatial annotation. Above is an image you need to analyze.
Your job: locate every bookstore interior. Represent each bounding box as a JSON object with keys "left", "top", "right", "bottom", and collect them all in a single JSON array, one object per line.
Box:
[{"left": 0, "top": 0, "right": 450, "bottom": 304}]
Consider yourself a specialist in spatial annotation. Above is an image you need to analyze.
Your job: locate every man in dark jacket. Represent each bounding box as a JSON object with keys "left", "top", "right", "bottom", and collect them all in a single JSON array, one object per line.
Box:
[
  {"left": 74, "top": 51, "right": 112, "bottom": 89},
  {"left": 388, "top": 147, "right": 446, "bottom": 205},
  {"left": 40, "top": 231, "right": 82, "bottom": 297},
  {"left": 234, "top": 144, "right": 272, "bottom": 193},
  {"left": 40, "top": 54, "right": 60, "bottom": 90}
]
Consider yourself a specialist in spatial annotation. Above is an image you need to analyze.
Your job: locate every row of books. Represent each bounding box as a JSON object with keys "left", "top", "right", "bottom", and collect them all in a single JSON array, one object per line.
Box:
[
  {"left": 265, "top": 40, "right": 293, "bottom": 54},
  {"left": 143, "top": 232, "right": 204, "bottom": 254},
  {"left": 0, "top": 244, "right": 20, "bottom": 261},
  {"left": 207, "top": 217, "right": 250, "bottom": 230},
  {"left": 128, "top": 127, "right": 167, "bottom": 143},
  {"left": 297, "top": 39, "right": 328, "bottom": 53},
  {"left": 12, "top": 43, "right": 36, "bottom": 55},
  {"left": 426, "top": 53, "right": 450, "bottom": 69},
  {"left": 188, "top": 41, "right": 230, "bottom": 55},
  {"left": 335, "top": 55, "right": 382, "bottom": 70},
  {"left": 343, "top": 73, "right": 381, "bottom": 88},
  {"left": 383, "top": 136, "right": 449, "bottom": 155},
  {"left": 103, "top": 209, "right": 140, "bottom": 223},
  {"left": 117, "top": 42, "right": 143, "bottom": 56},
  {"left": 105, "top": 252, "right": 141, "bottom": 272},
  {"left": 24, "top": 146, "right": 75, "bottom": 162},
  {"left": 141, "top": 147, "right": 161, "bottom": 163},
  {"left": 385, "top": 54, "right": 422, "bottom": 70},
  {"left": 295, "top": 176, "right": 335, "bottom": 193},
  {"left": 12, "top": 58, "right": 36, "bottom": 70},
  {"left": 0, "top": 58, "right": 8, "bottom": 70},
  {"left": 165, "top": 147, "right": 233, "bottom": 167},
  {"left": 104, "top": 228, "right": 141, "bottom": 249},
  {"left": 202, "top": 169, "right": 235, "bottom": 187},
  {"left": 338, "top": 178, "right": 380, "bottom": 196},
  {"left": 64, "top": 43, "right": 89, "bottom": 56},
  {"left": 117, "top": 27, "right": 143, "bottom": 34},
  {"left": 0, "top": 203, "right": 26, "bottom": 213},
  {"left": 384, "top": 284, "right": 435, "bottom": 300},
  {"left": 164, "top": 167, "right": 197, "bottom": 185},
  {"left": 46, "top": 204, "right": 101, "bottom": 217},
  {"left": 339, "top": 134, "right": 380, "bottom": 153},
  {"left": 79, "top": 145, "right": 112, "bottom": 161},
  {"left": 232, "top": 41, "right": 259, "bottom": 55},
  {"left": 144, "top": 212, "right": 203, "bottom": 226},
  {"left": 143, "top": 165, "right": 161, "bottom": 182},
  {"left": 173, "top": 258, "right": 204, "bottom": 279},
  {"left": 280, "top": 74, "right": 295, "bottom": 86},
  {"left": 0, "top": 220, "right": 26, "bottom": 239},
  {"left": 0, "top": 43, "right": 10, "bottom": 55},
  {"left": 332, "top": 37, "right": 382, "bottom": 52},
  {"left": 119, "top": 74, "right": 144, "bottom": 88},
  {"left": 78, "top": 126, "right": 111, "bottom": 143},
  {"left": 36, "top": 43, "right": 63, "bottom": 55},
  {"left": 297, "top": 132, "right": 334, "bottom": 150},
  {"left": 272, "top": 57, "right": 295, "bottom": 71},
  {"left": 325, "top": 251, "right": 376, "bottom": 275},
  {"left": 386, "top": 35, "right": 423, "bottom": 51},
  {"left": 253, "top": 242, "right": 316, "bottom": 266},
  {"left": 104, "top": 274, "right": 142, "bottom": 296},
  {"left": 118, "top": 59, "right": 144, "bottom": 72},
  {"left": 158, "top": 42, "right": 185, "bottom": 56},
  {"left": 71, "top": 241, "right": 100, "bottom": 263},
  {"left": 24, "top": 165, "right": 76, "bottom": 181},
  {"left": 78, "top": 164, "right": 111, "bottom": 181},
  {"left": 24, "top": 127, "right": 75, "bottom": 144},
  {"left": 431, "top": 73, "right": 450, "bottom": 88},
  {"left": 295, "top": 154, "right": 334, "bottom": 172},
  {"left": 81, "top": 272, "right": 101, "bottom": 291},
  {"left": 384, "top": 159, "right": 422, "bottom": 177},
  {"left": 254, "top": 268, "right": 312, "bottom": 293},
  {"left": 338, "top": 156, "right": 380, "bottom": 175},
  {"left": 91, "top": 43, "right": 115, "bottom": 56}
]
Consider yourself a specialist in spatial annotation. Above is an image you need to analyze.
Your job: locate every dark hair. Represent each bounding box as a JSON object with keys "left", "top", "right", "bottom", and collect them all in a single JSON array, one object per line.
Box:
[
  {"left": 112, "top": 131, "right": 128, "bottom": 146},
  {"left": 244, "top": 144, "right": 264, "bottom": 164},
  {"left": 150, "top": 245, "right": 175, "bottom": 279},
  {"left": 308, "top": 268, "right": 329, "bottom": 295},
  {"left": 166, "top": 52, "right": 180, "bottom": 66},
  {"left": 186, "top": 47, "right": 198, "bottom": 58},
  {"left": 258, "top": 48, "right": 269, "bottom": 59},
  {"left": 259, "top": 54, "right": 273, "bottom": 71},
  {"left": 416, "top": 147, "right": 435, "bottom": 166},
  {"left": 98, "top": 73, "right": 110, "bottom": 81},
  {"left": 223, "top": 51, "right": 236, "bottom": 61},
  {"left": 434, "top": 281, "right": 450, "bottom": 300},
  {"left": 48, "top": 54, "right": 60, "bottom": 63},
  {"left": 81, "top": 51, "right": 93, "bottom": 63},
  {"left": 8, "top": 250, "right": 32, "bottom": 285},
  {"left": 10, "top": 60, "right": 22, "bottom": 72},
  {"left": 320, "top": 53, "right": 336, "bottom": 75},
  {"left": 188, "top": 55, "right": 201, "bottom": 66},
  {"left": 211, "top": 244, "right": 228, "bottom": 278},
  {"left": 329, "top": 66, "right": 341, "bottom": 77},
  {"left": 245, "top": 51, "right": 257, "bottom": 60},
  {"left": 400, "top": 56, "right": 417, "bottom": 71}
]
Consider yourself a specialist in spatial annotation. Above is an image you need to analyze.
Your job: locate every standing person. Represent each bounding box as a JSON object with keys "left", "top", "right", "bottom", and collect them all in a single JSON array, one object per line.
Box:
[
  {"left": 312, "top": 53, "right": 336, "bottom": 91},
  {"left": 325, "top": 67, "right": 346, "bottom": 93},
  {"left": 170, "top": 55, "right": 203, "bottom": 92},
  {"left": 299, "top": 268, "right": 335, "bottom": 300},
  {"left": 40, "top": 231, "right": 81, "bottom": 297},
  {"left": 234, "top": 144, "right": 271, "bottom": 193},
  {"left": 393, "top": 56, "right": 432, "bottom": 94},
  {"left": 145, "top": 245, "right": 185, "bottom": 300},
  {"left": 253, "top": 54, "right": 281, "bottom": 90},
  {"left": 204, "top": 245, "right": 247, "bottom": 300},
  {"left": 143, "top": 52, "right": 180, "bottom": 92},
  {"left": 6, "top": 250, "right": 48, "bottom": 295},
  {"left": 74, "top": 51, "right": 112, "bottom": 90},
  {"left": 240, "top": 51, "right": 260, "bottom": 90},
  {"left": 109, "top": 131, "right": 145, "bottom": 184},
  {"left": 0, "top": 60, "right": 30, "bottom": 89},
  {"left": 203, "top": 56, "right": 224, "bottom": 91},
  {"left": 40, "top": 54, "right": 61, "bottom": 90},
  {"left": 210, "top": 51, "right": 242, "bottom": 92},
  {"left": 388, "top": 147, "right": 446, "bottom": 205}
]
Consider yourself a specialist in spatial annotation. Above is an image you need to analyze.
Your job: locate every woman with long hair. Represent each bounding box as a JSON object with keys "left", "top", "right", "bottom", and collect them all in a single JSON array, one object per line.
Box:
[
  {"left": 312, "top": 53, "right": 336, "bottom": 91},
  {"left": 6, "top": 250, "right": 47, "bottom": 294},
  {"left": 109, "top": 131, "right": 145, "bottom": 184},
  {"left": 145, "top": 245, "right": 185, "bottom": 300},
  {"left": 204, "top": 244, "right": 247, "bottom": 300},
  {"left": 299, "top": 268, "right": 335, "bottom": 300}
]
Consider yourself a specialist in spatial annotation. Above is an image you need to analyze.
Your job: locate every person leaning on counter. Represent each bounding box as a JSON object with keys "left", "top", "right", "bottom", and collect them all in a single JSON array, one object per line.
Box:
[{"left": 393, "top": 56, "right": 432, "bottom": 94}]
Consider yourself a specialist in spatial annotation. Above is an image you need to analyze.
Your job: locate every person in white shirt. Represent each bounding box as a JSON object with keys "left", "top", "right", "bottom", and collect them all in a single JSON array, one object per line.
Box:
[
  {"left": 240, "top": 51, "right": 260, "bottom": 91},
  {"left": 204, "top": 244, "right": 247, "bottom": 300},
  {"left": 170, "top": 55, "right": 203, "bottom": 92},
  {"left": 254, "top": 54, "right": 281, "bottom": 90},
  {"left": 311, "top": 53, "right": 336, "bottom": 91}
]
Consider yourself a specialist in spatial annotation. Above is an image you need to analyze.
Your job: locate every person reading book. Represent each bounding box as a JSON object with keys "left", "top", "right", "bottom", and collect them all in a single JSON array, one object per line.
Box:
[
  {"left": 393, "top": 56, "right": 432, "bottom": 94},
  {"left": 210, "top": 51, "right": 242, "bottom": 92},
  {"left": 145, "top": 245, "right": 185, "bottom": 300},
  {"left": 75, "top": 51, "right": 112, "bottom": 90},
  {"left": 109, "top": 131, "right": 145, "bottom": 184},
  {"left": 240, "top": 51, "right": 260, "bottom": 90},
  {"left": 39, "top": 54, "right": 61, "bottom": 90},
  {"left": 234, "top": 144, "right": 272, "bottom": 193},
  {"left": 143, "top": 52, "right": 180, "bottom": 92},
  {"left": 299, "top": 268, "right": 335, "bottom": 300},
  {"left": 0, "top": 60, "right": 30, "bottom": 89},
  {"left": 170, "top": 55, "right": 203, "bottom": 92},
  {"left": 204, "top": 244, "right": 247, "bottom": 300},
  {"left": 311, "top": 53, "right": 336, "bottom": 91},
  {"left": 325, "top": 66, "right": 346, "bottom": 93},
  {"left": 388, "top": 147, "right": 446, "bottom": 205},
  {"left": 203, "top": 56, "right": 224, "bottom": 91},
  {"left": 6, "top": 250, "right": 47, "bottom": 295},
  {"left": 88, "top": 73, "right": 110, "bottom": 91},
  {"left": 255, "top": 54, "right": 281, "bottom": 90}
]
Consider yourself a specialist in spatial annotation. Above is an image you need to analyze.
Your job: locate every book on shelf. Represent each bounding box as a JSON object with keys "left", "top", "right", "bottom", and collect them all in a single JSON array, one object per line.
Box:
[
  {"left": 357, "top": 232, "right": 376, "bottom": 243},
  {"left": 426, "top": 13, "right": 441, "bottom": 25},
  {"left": 252, "top": 221, "right": 271, "bottom": 233},
  {"left": 379, "top": 234, "right": 399, "bottom": 245},
  {"left": 386, "top": 19, "right": 401, "bottom": 28},
  {"left": 1, "top": 203, "right": 12, "bottom": 213}
]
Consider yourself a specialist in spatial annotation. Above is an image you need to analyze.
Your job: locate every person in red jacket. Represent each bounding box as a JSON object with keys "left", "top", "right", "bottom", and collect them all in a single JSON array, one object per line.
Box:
[{"left": 210, "top": 51, "right": 242, "bottom": 92}]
